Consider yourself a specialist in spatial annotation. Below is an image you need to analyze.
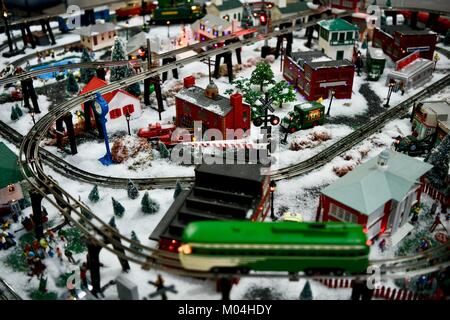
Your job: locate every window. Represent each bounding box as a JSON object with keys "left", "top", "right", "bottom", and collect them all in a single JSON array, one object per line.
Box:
[
  {"left": 320, "top": 28, "right": 329, "bottom": 41},
  {"left": 183, "top": 103, "right": 191, "bottom": 114},
  {"left": 122, "top": 104, "right": 135, "bottom": 115},
  {"left": 346, "top": 31, "right": 353, "bottom": 41},
  {"left": 109, "top": 108, "right": 122, "bottom": 119},
  {"left": 233, "top": 13, "right": 236, "bottom": 20},
  {"left": 336, "top": 51, "right": 344, "bottom": 60},
  {"left": 93, "top": 36, "right": 98, "bottom": 46},
  {"left": 238, "top": 13, "right": 241, "bottom": 21},
  {"left": 331, "top": 32, "right": 338, "bottom": 42},
  {"left": 329, "top": 203, "right": 358, "bottom": 223},
  {"left": 339, "top": 32, "right": 345, "bottom": 42}
]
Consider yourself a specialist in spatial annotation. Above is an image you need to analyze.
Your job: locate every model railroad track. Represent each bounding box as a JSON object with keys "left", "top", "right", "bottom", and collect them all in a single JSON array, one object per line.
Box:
[
  {"left": 0, "top": 278, "right": 22, "bottom": 300},
  {"left": 11, "top": 8, "right": 450, "bottom": 280}
]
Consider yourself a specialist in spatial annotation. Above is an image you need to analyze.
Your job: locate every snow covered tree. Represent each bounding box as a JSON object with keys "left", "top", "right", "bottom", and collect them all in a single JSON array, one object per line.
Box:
[
  {"left": 66, "top": 72, "right": 79, "bottom": 95},
  {"left": 268, "top": 81, "right": 296, "bottom": 108},
  {"left": 110, "top": 37, "right": 141, "bottom": 97},
  {"left": 130, "top": 231, "right": 143, "bottom": 253},
  {"left": 14, "top": 104, "right": 23, "bottom": 117},
  {"left": 112, "top": 197, "right": 125, "bottom": 218},
  {"left": 159, "top": 142, "right": 169, "bottom": 158},
  {"left": 108, "top": 216, "right": 117, "bottom": 229},
  {"left": 425, "top": 134, "right": 450, "bottom": 192},
  {"left": 386, "top": 0, "right": 392, "bottom": 7},
  {"left": 88, "top": 185, "right": 100, "bottom": 203},
  {"left": 127, "top": 179, "right": 140, "bottom": 200},
  {"left": 10, "top": 106, "right": 19, "bottom": 121},
  {"left": 80, "top": 48, "right": 96, "bottom": 84},
  {"left": 241, "top": 4, "right": 254, "bottom": 39},
  {"left": 173, "top": 180, "right": 182, "bottom": 199},
  {"left": 250, "top": 62, "right": 275, "bottom": 92},
  {"left": 141, "top": 192, "right": 160, "bottom": 214},
  {"left": 300, "top": 281, "right": 313, "bottom": 300}
]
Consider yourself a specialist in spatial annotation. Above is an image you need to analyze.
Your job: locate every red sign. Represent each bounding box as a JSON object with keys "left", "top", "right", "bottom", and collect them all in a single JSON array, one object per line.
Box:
[{"left": 395, "top": 51, "right": 420, "bottom": 71}]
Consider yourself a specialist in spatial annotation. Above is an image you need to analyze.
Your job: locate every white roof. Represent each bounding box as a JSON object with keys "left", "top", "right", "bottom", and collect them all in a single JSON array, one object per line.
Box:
[
  {"left": 191, "top": 14, "right": 231, "bottom": 32},
  {"left": 76, "top": 22, "right": 116, "bottom": 37},
  {"left": 126, "top": 31, "right": 161, "bottom": 54}
]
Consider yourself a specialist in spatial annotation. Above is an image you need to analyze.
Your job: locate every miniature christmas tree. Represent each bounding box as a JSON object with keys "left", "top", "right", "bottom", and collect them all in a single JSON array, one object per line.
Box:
[
  {"left": 141, "top": 192, "right": 160, "bottom": 214},
  {"left": 10, "top": 106, "right": 19, "bottom": 121},
  {"left": 130, "top": 231, "right": 143, "bottom": 253},
  {"left": 88, "top": 185, "right": 100, "bottom": 203},
  {"left": 159, "top": 142, "right": 169, "bottom": 158},
  {"left": 300, "top": 281, "right": 313, "bottom": 300},
  {"left": 66, "top": 72, "right": 79, "bottom": 95},
  {"left": 250, "top": 62, "right": 275, "bottom": 92},
  {"left": 268, "top": 81, "right": 296, "bottom": 108},
  {"left": 80, "top": 48, "right": 96, "bottom": 84},
  {"left": 173, "top": 180, "right": 182, "bottom": 199},
  {"left": 386, "top": 0, "right": 392, "bottom": 7},
  {"left": 127, "top": 179, "right": 140, "bottom": 200},
  {"left": 78, "top": 196, "right": 92, "bottom": 221},
  {"left": 112, "top": 197, "right": 125, "bottom": 218},
  {"left": 425, "top": 134, "right": 450, "bottom": 192},
  {"left": 108, "top": 216, "right": 117, "bottom": 229},
  {"left": 110, "top": 37, "right": 141, "bottom": 97},
  {"left": 14, "top": 104, "right": 23, "bottom": 117}
]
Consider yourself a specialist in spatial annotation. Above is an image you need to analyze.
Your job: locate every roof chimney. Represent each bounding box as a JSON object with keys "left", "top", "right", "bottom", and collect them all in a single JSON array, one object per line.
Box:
[
  {"left": 377, "top": 149, "right": 390, "bottom": 170},
  {"left": 183, "top": 76, "right": 196, "bottom": 89}
]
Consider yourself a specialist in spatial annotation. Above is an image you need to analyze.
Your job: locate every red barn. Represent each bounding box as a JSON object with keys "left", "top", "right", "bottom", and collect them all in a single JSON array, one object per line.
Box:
[
  {"left": 175, "top": 76, "right": 251, "bottom": 137},
  {"left": 283, "top": 50, "right": 354, "bottom": 101},
  {"left": 372, "top": 25, "right": 437, "bottom": 61}
]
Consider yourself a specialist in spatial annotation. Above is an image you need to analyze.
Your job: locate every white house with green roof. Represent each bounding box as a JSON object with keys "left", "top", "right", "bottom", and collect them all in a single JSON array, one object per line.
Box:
[
  {"left": 318, "top": 18, "right": 359, "bottom": 61},
  {"left": 317, "top": 149, "right": 433, "bottom": 245}
]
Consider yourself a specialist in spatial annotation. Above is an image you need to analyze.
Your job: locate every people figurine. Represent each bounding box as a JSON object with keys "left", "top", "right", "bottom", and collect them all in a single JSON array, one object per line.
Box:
[
  {"left": 65, "top": 247, "right": 76, "bottom": 264},
  {"left": 378, "top": 238, "right": 386, "bottom": 252},
  {"left": 430, "top": 199, "right": 439, "bottom": 216},
  {"left": 56, "top": 246, "right": 63, "bottom": 262}
]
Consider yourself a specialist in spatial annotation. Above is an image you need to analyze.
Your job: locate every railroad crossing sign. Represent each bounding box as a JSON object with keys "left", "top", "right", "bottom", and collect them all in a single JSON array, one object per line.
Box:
[{"left": 253, "top": 92, "right": 280, "bottom": 127}]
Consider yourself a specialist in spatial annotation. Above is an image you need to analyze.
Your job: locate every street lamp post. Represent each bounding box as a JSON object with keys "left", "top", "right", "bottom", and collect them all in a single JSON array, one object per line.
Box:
[
  {"left": 30, "top": 111, "right": 35, "bottom": 125},
  {"left": 125, "top": 112, "right": 131, "bottom": 135},
  {"left": 384, "top": 82, "right": 395, "bottom": 108},
  {"left": 167, "top": 21, "right": 171, "bottom": 38},
  {"left": 270, "top": 180, "right": 276, "bottom": 220},
  {"left": 326, "top": 90, "right": 335, "bottom": 116},
  {"left": 125, "top": 21, "right": 129, "bottom": 40}
]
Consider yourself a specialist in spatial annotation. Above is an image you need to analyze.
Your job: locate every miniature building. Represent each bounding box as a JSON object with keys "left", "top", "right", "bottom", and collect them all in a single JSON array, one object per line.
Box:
[
  {"left": 191, "top": 14, "right": 236, "bottom": 42},
  {"left": 317, "top": 149, "right": 433, "bottom": 245},
  {"left": 372, "top": 25, "right": 437, "bottom": 61},
  {"left": 76, "top": 22, "right": 116, "bottom": 51},
  {"left": 318, "top": 18, "right": 359, "bottom": 60},
  {"left": 283, "top": 50, "right": 354, "bottom": 101},
  {"left": 412, "top": 100, "right": 450, "bottom": 144},
  {"left": 385, "top": 51, "right": 434, "bottom": 93},
  {"left": 150, "top": 163, "right": 271, "bottom": 252},
  {"left": 206, "top": 0, "right": 243, "bottom": 22},
  {"left": 80, "top": 77, "right": 142, "bottom": 121},
  {"left": 272, "top": 0, "right": 310, "bottom": 21},
  {"left": 0, "top": 142, "right": 26, "bottom": 215},
  {"left": 126, "top": 31, "right": 160, "bottom": 63},
  {"left": 329, "top": 0, "right": 364, "bottom": 11},
  {"left": 175, "top": 76, "right": 251, "bottom": 136},
  {"left": 31, "top": 31, "right": 50, "bottom": 46}
]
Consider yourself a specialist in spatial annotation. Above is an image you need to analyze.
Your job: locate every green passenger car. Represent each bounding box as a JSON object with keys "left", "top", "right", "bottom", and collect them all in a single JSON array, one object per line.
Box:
[
  {"left": 179, "top": 221, "right": 370, "bottom": 274},
  {"left": 152, "top": 0, "right": 204, "bottom": 24},
  {"left": 280, "top": 101, "right": 325, "bottom": 133},
  {"left": 367, "top": 47, "right": 386, "bottom": 81}
]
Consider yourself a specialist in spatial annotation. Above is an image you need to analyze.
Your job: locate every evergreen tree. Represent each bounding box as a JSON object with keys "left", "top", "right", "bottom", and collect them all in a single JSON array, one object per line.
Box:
[
  {"left": 173, "top": 180, "right": 182, "bottom": 199},
  {"left": 141, "top": 192, "right": 160, "bottom": 214},
  {"left": 110, "top": 37, "right": 141, "bottom": 96},
  {"left": 78, "top": 196, "right": 92, "bottom": 221},
  {"left": 124, "top": 68, "right": 141, "bottom": 97},
  {"left": 108, "top": 216, "right": 117, "bottom": 229},
  {"left": 88, "top": 185, "right": 100, "bottom": 203},
  {"left": 130, "top": 231, "right": 143, "bottom": 253},
  {"left": 80, "top": 48, "right": 96, "bottom": 84},
  {"left": 268, "top": 81, "right": 296, "bottom": 108},
  {"left": 300, "top": 281, "right": 313, "bottom": 300},
  {"left": 241, "top": 4, "right": 254, "bottom": 39},
  {"left": 372, "top": 0, "right": 377, "bottom": 5},
  {"left": 159, "top": 142, "right": 169, "bottom": 158},
  {"left": 112, "top": 197, "right": 125, "bottom": 217},
  {"left": 127, "top": 179, "right": 140, "bottom": 200},
  {"left": 250, "top": 62, "right": 275, "bottom": 92},
  {"left": 10, "top": 106, "right": 19, "bottom": 121},
  {"left": 66, "top": 72, "right": 79, "bottom": 95},
  {"left": 14, "top": 104, "right": 23, "bottom": 117},
  {"left": 386, "top": 0, "right": 392, "bottom": 7},
  {"left": 425, "top": 134, "right": 450, "bottom": 192}
]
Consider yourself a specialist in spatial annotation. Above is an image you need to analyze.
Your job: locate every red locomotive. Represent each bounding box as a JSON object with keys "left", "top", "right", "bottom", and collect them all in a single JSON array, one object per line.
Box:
[{"left": 137, "top": 122, "right": 177, "bottom": 139}]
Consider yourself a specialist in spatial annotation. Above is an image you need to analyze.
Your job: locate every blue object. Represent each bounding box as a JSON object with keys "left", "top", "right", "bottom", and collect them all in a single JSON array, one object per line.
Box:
[
  {"left": 94, "top": 92, "right": 113, "bottom": 166},
  {"left": 29, "top": 57, "right": 81, "bottom": 79}
]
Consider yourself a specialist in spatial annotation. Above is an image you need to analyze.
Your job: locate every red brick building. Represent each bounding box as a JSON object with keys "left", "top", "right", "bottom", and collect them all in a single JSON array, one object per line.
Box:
[
  {"left": 175, "top": 76, "right": 251, "bottom": 137},
  {"left": 372, "top": 25, "right": 437, "bottom": 61},
  {"left": 283, "top": 50, "right": 354, "bottom": 101},
  {"left": 329, "top": 0, "right": 363, "bottom": 11}
]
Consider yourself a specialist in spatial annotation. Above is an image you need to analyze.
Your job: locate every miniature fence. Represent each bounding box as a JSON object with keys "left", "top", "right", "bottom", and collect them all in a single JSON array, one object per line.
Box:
[
  {"left": 422, "top": 182, "right": 448, "bottom": 205},
  {"left": 315, "top": 279, "right": 442, "bottom": 300}
]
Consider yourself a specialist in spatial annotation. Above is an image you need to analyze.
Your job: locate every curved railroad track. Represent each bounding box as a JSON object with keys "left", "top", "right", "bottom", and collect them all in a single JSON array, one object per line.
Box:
[{"left": 0, "top": 278, "right": 22, "bottom": 300}]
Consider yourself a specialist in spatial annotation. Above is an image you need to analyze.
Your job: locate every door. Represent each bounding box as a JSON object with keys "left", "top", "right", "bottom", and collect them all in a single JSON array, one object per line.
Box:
[{"left": 336, "top": 51, "right": 344, "bottom": 60}]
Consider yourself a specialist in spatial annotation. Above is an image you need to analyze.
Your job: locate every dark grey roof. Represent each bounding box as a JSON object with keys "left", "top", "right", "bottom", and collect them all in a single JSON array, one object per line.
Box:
[
  {"left": 175, "top": 86, "right": 232, "bottom": 116},
  {"left": 382, "top": 25, "right": 435, "bottom": 37},
  {"left": 290, "top": 50, "right": 353, "bottom": 70},
  {"left": 195, "top": 164, "right": 266, "bottom": 183}
]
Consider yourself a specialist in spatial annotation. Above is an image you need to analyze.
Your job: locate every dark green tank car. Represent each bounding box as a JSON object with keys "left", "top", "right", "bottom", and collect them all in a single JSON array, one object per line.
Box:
[{"left": 179, "top": 221, "right": 370, "bottom": 275}]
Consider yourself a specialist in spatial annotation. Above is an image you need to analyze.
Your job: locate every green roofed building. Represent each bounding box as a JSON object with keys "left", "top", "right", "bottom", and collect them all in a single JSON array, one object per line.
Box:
[
  {"left": 318, "top": 18, "right": 359, "bottom": 60},
  {"left": 0, "top": 142, "right": 26, "bottom": 214},
  {"left": 206, "top": 0, "right": 243, "bottom": 22},
  {"left": 317, "top": 149, "right": 432, "bottom": 245}
]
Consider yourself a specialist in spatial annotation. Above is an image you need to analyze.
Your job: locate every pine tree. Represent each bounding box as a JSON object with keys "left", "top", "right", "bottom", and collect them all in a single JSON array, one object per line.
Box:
[
  {"left": 268, "top": 81, "right": 296, "bottom": 108},
  {"left": 127, "top": 179, "right": 140, "bottom": 200},
  {"left": 10, "top": 106, "right": 19, "bottom": 121},
  {"left": 386, "top": 0, "right": 392, "bottom": 7},
  {"left": 110, "top": 37, "right": 141, "bottom": 96},
  {"left": 78, "top": 196, "right": 92, "bottom": 222},
  {"left": 425, "top": 134, "right": 450, "bottom": 192},
  {"left": 141, "top": 192, "right": 160, "bottom": 214},
  {"left": 66, "top": 72, "right": 79, "bottom": 95},
  {"left": 130, "top": 231, "right": 143, "bottom": 252},
  {"left": 112, "top": 197, "right": 125, "bottom": 217},
  {"left": 88, "top": 185, "right": 100, "bottom": 203},
  {"left": 80, "top": 48, "right": 96, "bottom": 84},
  {"left": 250, "top": 62, "right": 275, "bottom": 92},
  {"left": 159, "top": 142, "right": 169, "bottom": 158},
  {"left": 108, "top": 216, "right": 117, "bottom": 229},
  {"left": 173, "top": 180, "right": 182, "bottom": 199},
  {"left": 14, "top": 104, "right": 23, "bottom": 117},
  {"left": 300, "top": 281, "right": 313, "bottom": 300}
]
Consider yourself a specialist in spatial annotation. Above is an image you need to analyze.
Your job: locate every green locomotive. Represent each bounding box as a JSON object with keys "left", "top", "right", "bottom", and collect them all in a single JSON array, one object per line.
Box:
[
  {"left": 280, "top": 101, "right": 325, "bottom": 133},
  {"left": 366, "top": 47, "right": 386, "bottom": 81},
  {"left": 179, "top": 221, "right": 370, "bottom": 275},
  {"left": 151, "top": 0, "right": 205, "bottom": 24}
]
